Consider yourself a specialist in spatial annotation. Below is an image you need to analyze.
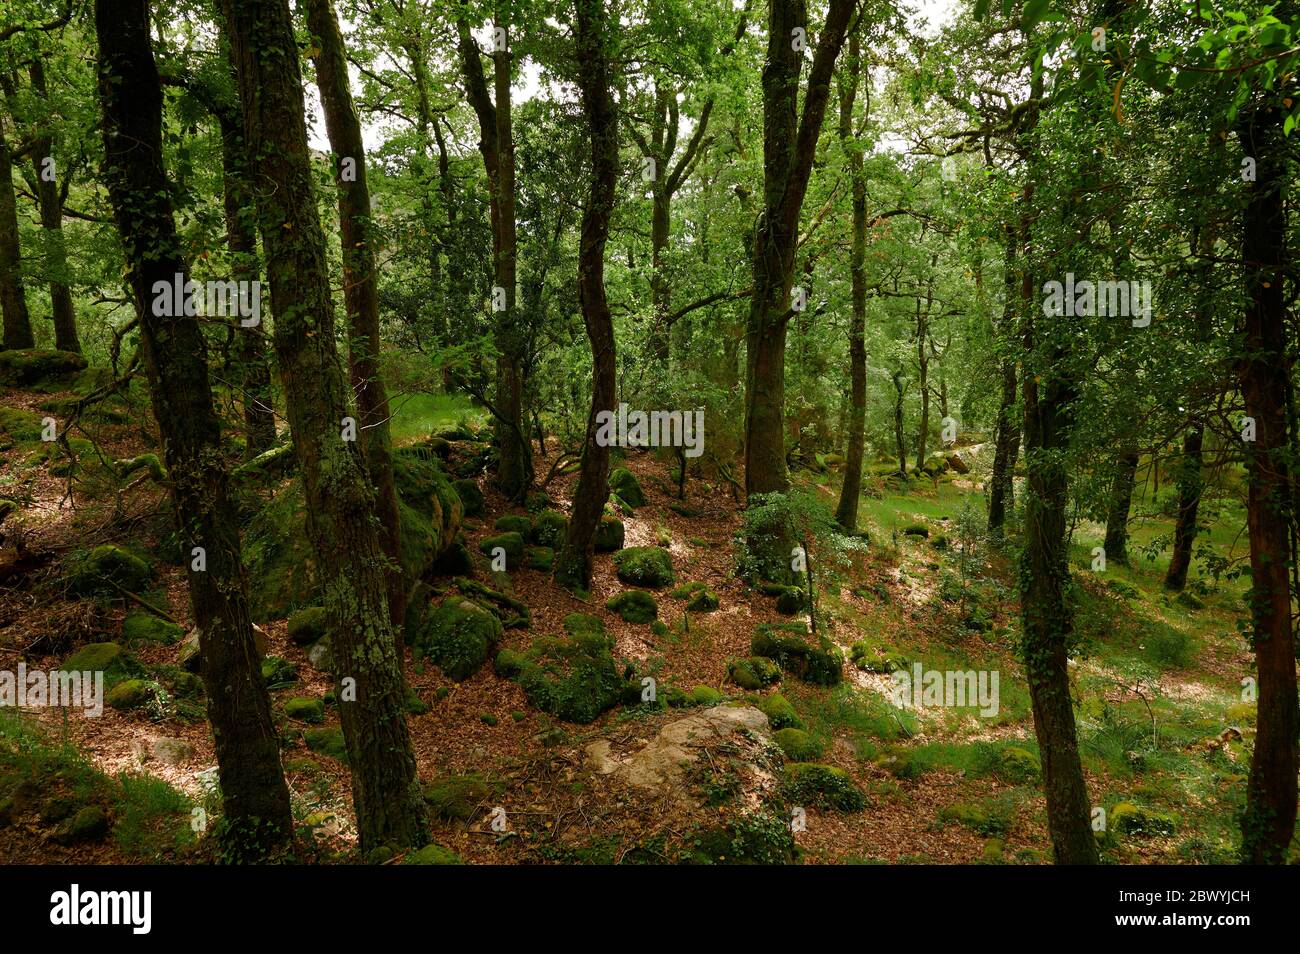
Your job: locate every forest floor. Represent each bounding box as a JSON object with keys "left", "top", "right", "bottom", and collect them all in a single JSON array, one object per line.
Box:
[{"left": 0, "top": 373, "right": 1271, "bottom": 865}]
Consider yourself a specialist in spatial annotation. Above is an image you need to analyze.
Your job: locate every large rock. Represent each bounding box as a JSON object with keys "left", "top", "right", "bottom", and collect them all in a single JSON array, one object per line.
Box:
[
  {"left": 612, "top": 547, "right": 675, "bottom": 588},
  {"left": 412, "top": 597, "right": 502, "bottom": 681},
  {"left": 0, "top": 349, "right": 87, "bottom": 387}
]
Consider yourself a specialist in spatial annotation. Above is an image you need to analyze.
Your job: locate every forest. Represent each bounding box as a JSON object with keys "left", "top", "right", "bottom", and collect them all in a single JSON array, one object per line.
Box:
[{"left": 0, "top": 0, "right": 1296, "bottom": 874}]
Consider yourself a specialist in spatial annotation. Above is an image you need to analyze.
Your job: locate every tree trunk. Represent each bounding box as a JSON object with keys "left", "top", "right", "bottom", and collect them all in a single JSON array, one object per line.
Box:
[
  {"left": 0, "top": 108, "right": 34, "bottom": 350},
  {"left": 26, "top": 62, "right": 79, "bottom": 353},
  {"left": 221, "top": 0, "right": 427, "bottom": 854},
  {"left": 988, "top": 227, "right": 1020, "bottom": 537},
  {"left": 1236, "top": 100, "right": 1298, "bottom": 865},
  {"left": 914, "top": 298, "right": 929, "bottom": 473},
  {"left": 891, "top": 370, "right": 907, "bottom": 478},
  {"left": 1102, "top": 452, "right": 1138, "bottom": 565},
  {"left": 456, "top": 15, "right": 531, "bottom": 504},
  {"left": 305, "top": 0, "right": 406, "bottom": 630},
  {"left": 1163, "top": 424, "right": 1203, "bottom": 591},
  {"left": 834, "top": 33, "right": 867, "bottom": 532},
  {"left": 555, "top": 0, "right": 618, "bottom": 593},
  {"left": 94, "top": 0, "right": 291, "bottom": 857}
]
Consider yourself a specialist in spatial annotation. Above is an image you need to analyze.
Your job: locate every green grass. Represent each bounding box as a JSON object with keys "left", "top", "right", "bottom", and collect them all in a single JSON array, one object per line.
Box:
[{"left": 388, "top": 391, "right": 484, "bottom": 446}]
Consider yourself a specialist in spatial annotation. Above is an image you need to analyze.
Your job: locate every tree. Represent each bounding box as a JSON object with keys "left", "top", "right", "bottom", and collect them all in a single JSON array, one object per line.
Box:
[
  {"left": 94, "top": 0, "right": 292, "bottom": 857},
  {"left": 0, "top": 98, "right": 34, "bottom": 350},
  {"left": 555, "top": 0, "right": 618, "bottom": 593},
  {"left": 220, "top": 0, "right": 427, "bottom": 853}
]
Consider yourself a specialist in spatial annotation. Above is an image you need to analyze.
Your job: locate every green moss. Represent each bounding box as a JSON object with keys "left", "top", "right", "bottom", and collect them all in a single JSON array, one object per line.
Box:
[
  {"left": 404, "top": 844, "right": 464, "bottom": 865},
  {"left": 782, "top": 763, "right": 867, "bottom": 812},
  {"left": 688, "top": 685, "right": 723, "bottom": 706},
  {"left": 613, "top": 546, "right": 675, "bottom": 588},
  {"left": 65, "top": 545, "right": 153, "bottom": 597},
  {"left": 595, "top": 517, "right": 625, "bottom": 552},
  {"left": 494, "top": 615, "right": 632, "bottom": 724},
  {"left": 940, "top": 801, "right": 1013, "bottom": 836},
  {"left": 727, "top": 656, "right": 781, "bottom": 690},
  {"left": 478, "top": 531, "right": 525, "bottom": 567},
  {"left": 284, "top": 697, "right": 325, "bottom": 724},
  {"left": 752, "top": 622, "right": 843, "bottom": 686},
  {"left": 996, "top": 746, "right": 1041, "bottom": 784},
  {"left": 609, "top": 468, "right": 646, "bottom": 508},
  {"left": 687, "top": 810, "right": 795, "bottom": 865},
  {"left": 423, "top": 773, "right": 495, "bottom": 821},
  {"left": 452, "top": 479, "right": 484, "bottom": 517},
  {"left": 303, "top": 727, "right": 348, "bottom": 763},
  {"left": 1110, "top": 801, "right": 1177, "bottom": 837},
  {"left": 60, "top": 642, "right": 131, "bottom": 681},
  {"left": 773, "top": 728, "right": 823, "bottom": 761},
  {"left": 260, "top": 656, "right": 298, "bottom": 688},
  {"left": 1225, "top": 702, "right": 1256, "bottom": 724},
  {"left": 52, "top": 805, "right": 109, "bottom": 845},
  {"left": 531, "top": 510, "right": 569, "bottom": 548},
  {"left": 0, "top": 349, "right": 87, "bottom": 387},
  {"left": 607, "top": 589, "right": 658, "bottom": 623},
  {"left": 121, "top": 612, "right": 182, "bottom": 646},
  {"left": 526, "top": 546, "right": 554, "bottom": 572},
  {"left": 494, "top": 514, "right": 533, "bottom": 536},
  {"left": 413, "top": 597, "right": 503, "bottom": 681},
  {"left": 758, "top": 692, "right": 802, "bottom": 730},
  {"left": 287, "top": 606, "right": 329, "bottom": 646},
  {"left": 0, "top": 406, "right": 45, "bottom": 449},
  {"left": 757, "top": 582, "right": 806, "bottom": 615},
  {"left": 106, "top": 679, "right": 151, "bottom": 710},
  {"left": 687, "top": 588, "right": 720, "bottom": 613}
]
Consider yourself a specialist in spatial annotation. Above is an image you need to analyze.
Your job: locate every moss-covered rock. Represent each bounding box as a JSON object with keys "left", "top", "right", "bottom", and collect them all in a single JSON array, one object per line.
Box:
[
  {"left": 494, "top": 614, "right": 633, "bottom": 724},
  {"left": 758, "top": 582, "right": 806, "bottom": 615},
  {"left": 494, "top": 514, "right": 533, "bottom": 536},
  {"left": 687, "top": 685, "right": 723, "bottom": 706},
  {"left": 613, "top": 546, "right": 675, "bottom": 588},
  {"left": 1110, "top": 802, "right": 1177, "bottom": 837},
  {"left": 404, "top": 844, "right": 464, "bottom": 865},
  {"left": 687, "top": 588, "right": 719, "bottom": 613},
  {"left": 412, "top": 597, "right": 503, "bottom": 681},
  {"left": 726, "top": 656, "right": 781, "bottom": 690},
  {"left": 849, "top": 642, "right": 906, "bottom": 674},
  {"left": 287, "top": 606, "right": 329, "bottom": 646},
  {"left": 687, "top": 810, "right": 795, "bottom": 865},
  {"left": 782, "top": 763, "right": 867, "bottom": 812},
  {"left": 106, "top": 679, "right": 151, "bottom": 710},
  {"left": 59, "top": 642, "right": 133, "bottom": 682},
  {"left": 423, "top": 773, "right": 495, "bottom": 821},
  {"left": 52, "top": 805, "right": 109, "bottom": 845},
  {"left": 478, "top": 531, "right": 525, "bottom": 567},
  {"left": 996, "top": 746, "right": 1041, "bottom": 784},
  {"left": 772, "top": 727, "right": 822, "bottom": 761},
  {"left": 65, "top": 545, "right": 153, "bottom": 597},
  {"left": 524, "top": 546, "right": 553, "bottom": 572},
  {"left": 0, "top": 349, "right": 87, "bottom": 387},
  {"left": 284, "top": 696, "right": 325, "bottom": 724},
  {"left": 121, "top": 612, "right": 183, "bottom": 646},
  {"left": 608, "top": 467, "right": 646, "bottom": 508},
  {"left": 261, "top": 655, "right": 298, "bottom": 688},
  {"left": 0, "top": 406, "right": 45, "bottom": 451},
  {"left": 606, "top": 589, "right": 658, "bottom": 623},
  {"left": 757, "top": 692, "right": 802, "bottom": 730},
  {"left": 452, "top": 479, "right": 484, "bottom": 517},
  {"left": 531, "top": 510, "right": 569, "bottom": 548},
  {"left": 751, "top": 622, "right": 843, "bottom": 686},
  {"left": 244, "top": 451, "right": 462, "bottom": 620},
  {"left": 304, "top": 726, "right": 348, "bottom": 763},
  {"left": 594, "top": 516, "right": 625, "bottom": 552}
]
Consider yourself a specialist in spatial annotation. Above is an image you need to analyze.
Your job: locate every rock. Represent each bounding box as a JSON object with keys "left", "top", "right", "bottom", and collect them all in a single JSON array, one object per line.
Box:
[
  {"left": 52, "top": 805, "right": 109, "bottom": 845},
  {"left": 757, "top": 692, "right": 802, "bottom": 730},
  {"left": 752, "top": 622, "right": 843, "bottom": 686},
  {"left": 782, "top": 763, "right": 867, "bottom": 812},
  {"left": 526, "top": 546, "right": 554, "bottom": 572},
  {"left": 687, "top": 588, "right": 719, "bottom": 613},
  {"left": 478, "top": 531, "right": 525, "bottom": 567},
  {"left": 0, "top": 348, "right": 87, "bottom": 387},
  {"left": 612, "top": 546, "right": 675, "bottom": 588},
  {"left": 284, "top": 697, "right": 325, "bottom": 724},
  {"left": 453, "top": 479, "right": 484, "bottom": 517},
  {"left": 65, "top": 545, "right": 152, "bottom": 597},
  {"left": 849, "top": 642, "right": 906, "bottom": 673},
  {"left": 530, "top": 510, "right": 568, "bottom": 548},
  {"left": 1110, "top": 801, "right": 1177, "bottom": 837},
  {"left": 404, "top": 844, "right": 464, "bottom": 865},
  {"left": 122, "top": 611, "right": 183, "bottom": 646},
  {"left": 608, "top": 467, "right": 646, "bottom": 508},
  {"left": 945, "top": 453, "right": 970, "bottom": 475},
  {"left": 303, "top": 726, "right": 348, "bottom": 763},
  {"left": 609, "top": 705, "right": 772, "bottom": 793},
  {"left": 60, "top": 641, "right": 126, "bottom": 676},
  {"left": 606, "top": 589, "right": 658, "bottom": 623},
  {"left": 494, "top": 514, "right": 533, "bottom": 536},
  {"left": 261, "top": 655, "right": 297, "bottom": 687},
  {"left": 996, "top": 746, "right": 1041, "bottom": 783},
  {"left": 106, "top": 679, "right": 151, "bottom": 710},
  {"left": 287, "top": 606, "right": 329, "bottom": 646},
  {"left": 422, "top": 773, "right": 495, "bottom": 821},
  {"left": 412, "top": 597, "right": 503, "bottom": 681},
  {"left": 150, "top": 736, "right": 196, "bottom": 766},
  {"left": 494, "top": 614, "right": 633, "bottom": 724},
  {"left": 727, "top": 656, "right": 781, "bottom": 690},
  {"left": 772, "top": 727, "right": 822, "bottom": 761},
  {"left": 307, "top": 638, "right": 334, "bottom": 674},
  {"left": 594, "top": 517, "right": 625, "bottom": 552}
]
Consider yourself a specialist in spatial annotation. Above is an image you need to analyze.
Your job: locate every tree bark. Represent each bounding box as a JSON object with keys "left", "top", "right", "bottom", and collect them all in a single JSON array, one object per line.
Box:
[
  {"left": 1102, "top": 452, "right": 1138, "bottom": 565},
  {"left": 0, "top": 106, "right": 34, "bottom": 350},
  {"left": 555, "top": 0, "right": 618, "bottom": 593},
  {"left": 833, "top": 32, "right": 866, "bottom": 532},
  {"left": 1235, "top": 99, "right": 1298, "bottom": 864},
  {"left": 1163, "top": 424, "right": 1203, "bottom": 591},
  {"left": 305, "top": 0, "right": 406, "bottom": 629},
  {"left": 25, "top": 61, "right": 78, "bottom": 353},
  {"left": 94, "top": 0, "right": 291, "bottom": 857},
  {"left": 221, "top": 0, "right": 427, "bottom": 854},
  {"left": 988, "top": 226, "right": 1020, "bottom": 537}
]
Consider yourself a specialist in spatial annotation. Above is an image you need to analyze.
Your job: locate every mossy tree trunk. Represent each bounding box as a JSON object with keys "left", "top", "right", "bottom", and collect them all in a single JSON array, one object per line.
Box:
[
  {"left": 987, "top": 225, "right": 1020, "bottom": 538},
  {"left": 305, "top": 0, "right": 406, "bottom": 630},
  {"left": 221, "top": 0, "right": 427, "bottom": 854},
  {"left": 0, "top": 106, "right": 34, "bottom": 351},
  {"left": 1235, "top": 97, "right": 1298, "bottom": 865},
  {"left": 1101, "top": 452, "right": 1139, "bottom": 565},
  {"left": 1163, "top": 424, "right": 1203, "bottom": 592},
  {"left": 94, "top": 0, "right": 292, "bottom": 857},
  {"left": 556, "top": 0, "right": 618, "bottom": 594}
]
